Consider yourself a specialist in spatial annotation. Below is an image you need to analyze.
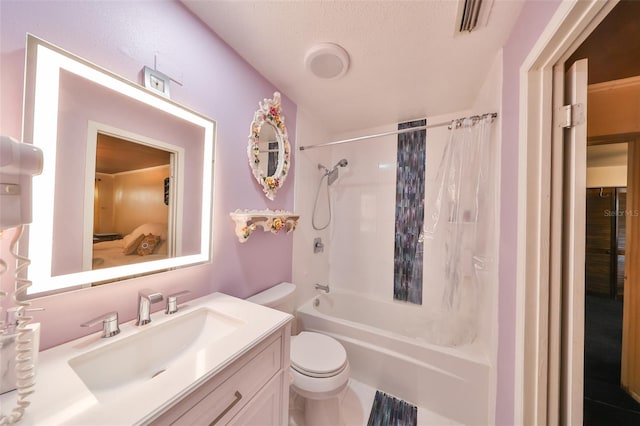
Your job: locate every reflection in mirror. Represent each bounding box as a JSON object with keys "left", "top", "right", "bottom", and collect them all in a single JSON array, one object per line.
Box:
[
  {"left": 90, "top": 132, "right": 175, "bottom": 272},
  {"left": 257, "top": 123, "right": 280, "bottom": 177},
  {"left": 22, "top": 35, "right": 215, "bottom": 297},
  {"left": 248, "top": 92, "right": 290, "bottom": 200}
]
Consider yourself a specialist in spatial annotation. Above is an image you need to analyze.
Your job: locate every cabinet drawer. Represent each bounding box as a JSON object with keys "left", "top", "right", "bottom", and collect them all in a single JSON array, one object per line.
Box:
[{"left": 151, "top": 334, "right": 282, "bottom": 425}]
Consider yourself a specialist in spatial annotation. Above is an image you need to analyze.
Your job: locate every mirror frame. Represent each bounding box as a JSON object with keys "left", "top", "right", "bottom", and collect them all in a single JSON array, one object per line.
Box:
[
  {"left": 247, "top": 92, "right": 290, "bottom": 200},
  {"left": 21, "top": 34, "right": 216, "bottom": 296}
]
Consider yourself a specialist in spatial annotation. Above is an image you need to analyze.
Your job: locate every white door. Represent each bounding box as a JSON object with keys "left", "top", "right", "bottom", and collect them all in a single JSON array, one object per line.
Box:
[
  {"left": 621, "top": 138, "right": 640, "bottom": 401},
  {"left": 561, "top": 58, "right": 588, "bottom": 425}
]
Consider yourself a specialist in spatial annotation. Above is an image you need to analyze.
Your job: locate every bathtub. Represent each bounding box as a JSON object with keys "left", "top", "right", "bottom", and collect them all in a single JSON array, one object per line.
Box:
[{"left": 296, "top": 291, "right": 492, "bottom": 425}]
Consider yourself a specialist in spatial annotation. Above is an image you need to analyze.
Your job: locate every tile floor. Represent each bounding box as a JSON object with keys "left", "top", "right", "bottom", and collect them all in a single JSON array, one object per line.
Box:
[
  {"left": 289, "top": 378, "right": 459, "bottom": 426},
  {"left": 584, "top": 295, "right": 640, "bottom": 424}
]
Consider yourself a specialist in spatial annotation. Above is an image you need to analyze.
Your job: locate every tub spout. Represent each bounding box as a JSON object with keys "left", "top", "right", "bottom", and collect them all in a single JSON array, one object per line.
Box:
[{"left": 314, "top": 283, "right": 330, "bottom": 293}]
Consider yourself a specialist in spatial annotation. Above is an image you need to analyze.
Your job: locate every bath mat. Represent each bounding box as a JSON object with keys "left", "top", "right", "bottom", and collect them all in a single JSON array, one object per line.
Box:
[{"left": 367, "top": 390, "right": 417, "bottom": 426}]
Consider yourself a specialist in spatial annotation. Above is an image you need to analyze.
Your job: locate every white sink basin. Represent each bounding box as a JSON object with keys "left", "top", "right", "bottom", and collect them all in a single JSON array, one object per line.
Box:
[{"left": 68, "top": 307, "right": 244, "bottom": 401}]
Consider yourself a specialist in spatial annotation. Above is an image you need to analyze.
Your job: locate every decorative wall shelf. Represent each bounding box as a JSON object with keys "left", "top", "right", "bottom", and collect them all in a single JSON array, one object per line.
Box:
[{"left": 230, "top": 209, "right": 299, "bottom": 243}]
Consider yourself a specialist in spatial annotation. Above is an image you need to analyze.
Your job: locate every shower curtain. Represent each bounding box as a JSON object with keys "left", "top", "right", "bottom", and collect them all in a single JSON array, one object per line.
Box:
[{"left": 422, "top": 115, "right": 496, "bottom": 344}]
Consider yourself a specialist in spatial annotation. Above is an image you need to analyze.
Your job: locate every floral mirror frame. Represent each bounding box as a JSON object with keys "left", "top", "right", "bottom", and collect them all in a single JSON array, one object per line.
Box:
[{"left": 248, "top": 92, "right": 290, "bottom": 200}]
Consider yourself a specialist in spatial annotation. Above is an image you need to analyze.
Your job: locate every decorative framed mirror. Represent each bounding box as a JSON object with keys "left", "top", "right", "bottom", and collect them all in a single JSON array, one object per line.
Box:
[{"left": 247, "top": 92, "right": 290, "bottom": 200}]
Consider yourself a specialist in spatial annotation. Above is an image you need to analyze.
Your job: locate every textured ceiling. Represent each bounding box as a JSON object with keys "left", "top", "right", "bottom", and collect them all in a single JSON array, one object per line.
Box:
[{"left": 181, "top": 0, "right": 524, "bottom": 135}]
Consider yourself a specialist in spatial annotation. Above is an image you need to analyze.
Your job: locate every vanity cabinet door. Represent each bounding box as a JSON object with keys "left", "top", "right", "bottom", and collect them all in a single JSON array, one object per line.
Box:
[
  {"left": 171, "top": 339, "right": 280, "bottom": 425},
  {"left": 228, "top": 372, "right": 284, "bottom": 425},
  {"left": 149, "top": 326, "right": 289, "bottom": 426}
]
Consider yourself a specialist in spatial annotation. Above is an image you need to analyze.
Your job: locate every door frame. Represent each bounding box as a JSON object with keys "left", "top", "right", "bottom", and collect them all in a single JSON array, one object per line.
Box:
[{"left": 516, "top": 0, "right": 619, "bottom": 424}]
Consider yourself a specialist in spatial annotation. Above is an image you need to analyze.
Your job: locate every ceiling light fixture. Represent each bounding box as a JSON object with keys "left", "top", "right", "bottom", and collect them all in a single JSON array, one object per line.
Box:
[{"left": 304, "top": 43, "right": 350, "bottom": 80}]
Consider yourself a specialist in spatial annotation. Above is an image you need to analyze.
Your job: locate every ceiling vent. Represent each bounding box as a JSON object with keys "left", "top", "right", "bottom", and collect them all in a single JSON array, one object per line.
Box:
[{"left": 457, "top": 0, "right": 493, "bottom": 33}]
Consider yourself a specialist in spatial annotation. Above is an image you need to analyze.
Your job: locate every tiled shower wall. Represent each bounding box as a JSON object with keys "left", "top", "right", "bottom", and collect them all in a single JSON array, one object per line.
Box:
[
  {"left": 317, "top": 53, "right": 502, "bottom": 360},
  {"left": 393, "top": 119, "right": 426, "bottom": 304},
  {"left": 326, "top": 111, "right": 465, "bottom": 308}
]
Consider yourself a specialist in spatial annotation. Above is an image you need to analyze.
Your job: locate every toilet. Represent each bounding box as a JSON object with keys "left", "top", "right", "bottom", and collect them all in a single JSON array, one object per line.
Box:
[{"left": 247, "top": 282, "right": 350, "bottom": 426}]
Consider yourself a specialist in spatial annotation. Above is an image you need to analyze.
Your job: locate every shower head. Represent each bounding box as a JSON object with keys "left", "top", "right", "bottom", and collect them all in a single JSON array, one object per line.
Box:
[
  {"left": 336, "top": 158, "right": 348, "bottom": 168},
  {"left": 317, "top": 159, "right": 348, "bottom": 175},
  {"left": 326, "top": 158, "right": 348, "bottom": 185},
  {"left": 312, "top": 157, "right": 349, "bottom": 230},
  {"left": 327, "top": 168, "right": 339, "bottom": 185}
]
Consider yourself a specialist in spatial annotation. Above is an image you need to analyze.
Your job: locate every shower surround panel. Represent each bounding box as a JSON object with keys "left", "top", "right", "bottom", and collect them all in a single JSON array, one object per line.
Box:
[{"left": 393, "top": 119, "right": 426, "bottom": 304}]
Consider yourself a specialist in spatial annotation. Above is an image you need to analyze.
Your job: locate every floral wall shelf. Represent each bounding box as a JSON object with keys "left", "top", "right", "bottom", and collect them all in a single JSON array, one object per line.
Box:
[{"left": 230, "top": 209, "right": 299, "bottom": 243}]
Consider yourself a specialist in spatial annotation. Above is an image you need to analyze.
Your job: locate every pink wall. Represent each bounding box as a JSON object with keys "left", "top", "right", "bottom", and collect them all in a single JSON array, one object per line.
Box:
[
  {"left": 497, "top": 0, "right": 562, "bottom": 424},
  {"left": 0, "top": 1, "right": 296, "bottom": 349}
]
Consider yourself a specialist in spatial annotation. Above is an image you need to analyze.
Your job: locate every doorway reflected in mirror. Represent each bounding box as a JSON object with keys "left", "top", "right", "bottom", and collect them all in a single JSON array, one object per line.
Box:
[{"left": 91, "top": 133, "right": 174, "bottom": 272}]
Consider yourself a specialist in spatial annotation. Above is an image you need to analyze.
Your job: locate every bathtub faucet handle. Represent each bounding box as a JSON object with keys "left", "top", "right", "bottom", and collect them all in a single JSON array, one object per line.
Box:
[{"left": 314, "top": 283, "right": 330, "bottom": 293}]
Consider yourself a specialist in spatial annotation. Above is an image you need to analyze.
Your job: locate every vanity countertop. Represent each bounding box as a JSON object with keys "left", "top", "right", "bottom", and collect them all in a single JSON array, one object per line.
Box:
[{"left": 0, "top": 292, "right": 292, "bottom": 425}]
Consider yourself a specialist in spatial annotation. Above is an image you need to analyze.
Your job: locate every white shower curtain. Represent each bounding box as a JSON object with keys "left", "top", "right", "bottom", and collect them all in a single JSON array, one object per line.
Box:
[{"left": 421, "top": 114, "right": 497, "bottom": 345}]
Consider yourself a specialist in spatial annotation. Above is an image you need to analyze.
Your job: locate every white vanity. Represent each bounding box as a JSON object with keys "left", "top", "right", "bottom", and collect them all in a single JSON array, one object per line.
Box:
[
  {"left": 149, "top": 323, "right": 288, "bottom": 425},
  {"left": 2, "top": 293, "right": 292, "bottom": 425}
]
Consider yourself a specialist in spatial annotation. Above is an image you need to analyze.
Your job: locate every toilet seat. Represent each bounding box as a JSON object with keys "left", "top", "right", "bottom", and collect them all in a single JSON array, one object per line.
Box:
[{"left": 291, "top": 332, "right": 347, "bottom": 378}]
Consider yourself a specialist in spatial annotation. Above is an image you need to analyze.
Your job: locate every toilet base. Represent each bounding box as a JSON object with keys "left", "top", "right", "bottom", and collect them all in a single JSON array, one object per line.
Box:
[{"left": 303, "top": 391, "right": 346, "bottom": 426}]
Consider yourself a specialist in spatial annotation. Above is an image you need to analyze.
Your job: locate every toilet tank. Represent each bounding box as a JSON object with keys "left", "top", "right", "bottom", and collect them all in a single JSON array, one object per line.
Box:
[{"left": 246, "top": 282, "right": 296, "bottom": 314}]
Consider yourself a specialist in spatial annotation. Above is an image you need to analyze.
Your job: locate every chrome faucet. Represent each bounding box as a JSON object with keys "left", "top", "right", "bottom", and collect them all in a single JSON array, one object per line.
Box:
[
  {"left": 136, "top": 289, "right": 164, "bottom": 326},
  {"left": 81, "top": 311, "right": 120, "bottom": 338},
  {"left": 314, "top": 283, "right": 330, "bottom": 293}
]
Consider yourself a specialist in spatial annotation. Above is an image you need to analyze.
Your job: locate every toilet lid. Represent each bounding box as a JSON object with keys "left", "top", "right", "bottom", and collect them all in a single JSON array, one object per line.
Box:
[{"left": 291, "top": 332, "right": 347, "bottom": 378}]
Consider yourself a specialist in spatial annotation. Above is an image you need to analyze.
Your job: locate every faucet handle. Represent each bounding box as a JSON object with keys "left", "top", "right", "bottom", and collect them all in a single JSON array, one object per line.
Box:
[
  {"left": 6, "top": 306, "right": 45, "bottom": 325},
  {"left": 81, "top": 311, "right": 120, "bottom": 338},
  {"left": 165, "top": 290, "right": 190, "bottom": 315}
]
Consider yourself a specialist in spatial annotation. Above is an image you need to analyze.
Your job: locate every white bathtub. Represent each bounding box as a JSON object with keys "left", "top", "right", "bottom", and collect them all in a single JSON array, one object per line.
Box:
[{"left": 296, "top": 291, "right": 491, "bottom": 425}]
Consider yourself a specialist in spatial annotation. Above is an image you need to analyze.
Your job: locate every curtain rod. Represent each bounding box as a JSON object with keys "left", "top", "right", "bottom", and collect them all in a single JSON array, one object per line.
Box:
[{"left": 298, "top": 112, "right": 497, "bottom": 151}]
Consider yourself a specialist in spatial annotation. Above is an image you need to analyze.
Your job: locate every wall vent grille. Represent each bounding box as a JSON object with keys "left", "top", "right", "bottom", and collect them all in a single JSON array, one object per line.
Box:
[
  {"left": 459, "top": 0, "right": 483, "bottom": 32},
  {"left": 457, "top": 0, "right": 495, "bottom": 33}
]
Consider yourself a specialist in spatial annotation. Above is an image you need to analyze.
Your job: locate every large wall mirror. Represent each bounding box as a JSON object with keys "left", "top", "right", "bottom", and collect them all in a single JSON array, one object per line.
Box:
[{"left": 21, "top": 35, "right": 216, "bottom": 297}]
